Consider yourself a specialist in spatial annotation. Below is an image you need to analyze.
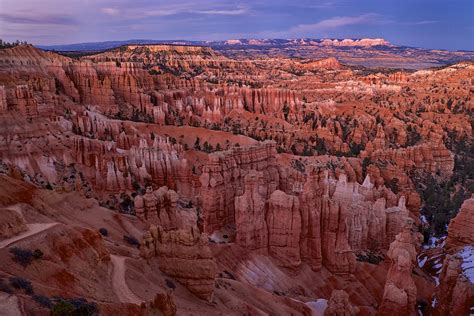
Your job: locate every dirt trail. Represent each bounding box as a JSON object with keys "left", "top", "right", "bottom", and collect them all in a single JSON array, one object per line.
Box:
[
  {"left": 0, "top": 223, "right": 58, "bottom": 249},
  {"left": 0, "top": 293, "right": 23, "bottom": 316},
  {"left": 110, "top": 255, "right": 143, "bottom": 305}
]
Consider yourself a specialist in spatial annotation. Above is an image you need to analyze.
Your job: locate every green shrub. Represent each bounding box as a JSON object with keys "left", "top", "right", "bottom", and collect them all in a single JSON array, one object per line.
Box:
[
  {"left": 9, "top": 276, "right": 34, "bottom": 295},
  {"left": 9, "top": 247, "right": 34, "bottom": 266},
  {"left": 33, "top": 295, "right": 53, "bottom": 308},
  {"left": 99, "top": 228, "right": 108, "bottom": 236},
  {"left": 51, "top": 300, "right": 75, "bottom": 316}
]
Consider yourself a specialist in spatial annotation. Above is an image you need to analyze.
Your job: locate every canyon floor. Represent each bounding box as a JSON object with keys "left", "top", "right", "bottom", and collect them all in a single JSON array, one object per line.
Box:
[{"left": 0, "top": 41, "right": 473, "bottom": 315}]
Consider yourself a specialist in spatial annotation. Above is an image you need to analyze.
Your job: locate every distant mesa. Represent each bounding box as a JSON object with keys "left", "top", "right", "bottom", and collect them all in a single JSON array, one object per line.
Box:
[
  {"left": 220, "top": 38, "right": 392, "bottom": 47},
  {"left": 38, "top": 37, "right": 393, "bottom": 52}
]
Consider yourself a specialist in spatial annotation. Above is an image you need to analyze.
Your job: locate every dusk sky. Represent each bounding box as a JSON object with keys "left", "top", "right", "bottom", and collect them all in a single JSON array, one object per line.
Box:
[{"left": 1, "top": 0, "right": 473, "bottom": 50}]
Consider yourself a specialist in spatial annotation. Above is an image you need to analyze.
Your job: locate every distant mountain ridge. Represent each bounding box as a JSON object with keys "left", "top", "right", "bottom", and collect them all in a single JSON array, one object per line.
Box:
[
  {"left": 38, "top": 38, "right": 397, "bottom": 51},
  {"left": 37, "top": 39, "right": 200, "bottom": 52},
  {"left": 37, "top": 38, "right": 474, "bottom": 69}
]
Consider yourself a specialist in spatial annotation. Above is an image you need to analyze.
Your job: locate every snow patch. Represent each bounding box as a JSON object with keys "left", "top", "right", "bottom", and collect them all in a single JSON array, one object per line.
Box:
[
  {"left": 423, "top": 236, "right": 446, "bottom": 249},
  {"left": 458, "top": 245, "right": 474, "bottom": 283},
  {"left": 418, "top": 255, "right": 428, "bottom": 268},
  {"left": 306, "top": 299, "right": 328, "bottom": 316}
]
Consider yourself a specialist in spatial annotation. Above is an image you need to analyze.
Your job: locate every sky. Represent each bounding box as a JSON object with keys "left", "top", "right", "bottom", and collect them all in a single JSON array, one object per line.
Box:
[{"left": 0, "top": 0, "right": 473, "bottom": 50}]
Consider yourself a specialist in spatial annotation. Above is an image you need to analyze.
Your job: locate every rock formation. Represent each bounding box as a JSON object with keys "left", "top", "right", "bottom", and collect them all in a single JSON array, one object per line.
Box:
[
  {"left": 266, "top": 190, "right": 302, "bottom": 268},
  {"left": 446, "top": 195, "right": 474, "bottom": 248},
  {"left": 140, "top": 225, "right": 217, "bottom": 301},
  {"left": 0, "top": 208, "right": 27, "bottom": 239},
  {"left": 379, "top": 218, "right": 420, "bottom": 316},
  {"left": 200, "top": 141, "right": 278, "bottom": 233},
  {"left": 149, "top": 290, "right": 177, "bottom": 316},
  {"left": 234, "top": 170, "right": 268, "bottom": 250},
  {"left": 324, "top": 290, "right": 359, "bottom": 316},
  {"left": 434, "top": 195, "right": 474, "bottom": 315},
  {"left": 0, "top": 42, "right": 472, "bottom": 315},
  {"left": 134, "top": 186, "right": 178, "bottom": 230}
]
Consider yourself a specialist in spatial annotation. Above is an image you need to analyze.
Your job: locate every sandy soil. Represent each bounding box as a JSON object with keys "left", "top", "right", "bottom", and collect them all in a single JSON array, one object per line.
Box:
[
  {"left": 110, "top": 255, "right": 143, "bottom": 305},
  {"left": 0, "top": 223, "right": 58, "bottom": 249},
  {"left": 0, "top": 293, "right": 22, "bottom": 316}
]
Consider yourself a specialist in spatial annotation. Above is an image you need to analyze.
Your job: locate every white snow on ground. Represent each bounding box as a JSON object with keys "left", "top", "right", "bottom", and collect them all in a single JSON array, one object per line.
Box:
[
  {"left": 420, "top": 215, "right": 428, "bottom": 225},
  {"left": 306, "top": 299, "right": 328, "bottom": 316},
  {"left": 458, "top": 245, "right": 474, "bottom": 283},
  {"left": 423, "top": 236, "right": 446, "bottom": 249},
  {"left": 418, "top": 255, "right": 428, "bottom": 268}
]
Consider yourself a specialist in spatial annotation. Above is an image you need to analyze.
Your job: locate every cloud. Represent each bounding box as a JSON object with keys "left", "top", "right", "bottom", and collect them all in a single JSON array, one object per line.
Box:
[
  {"left": 194, "top": 8, "right": 247, "bottom": 15},
  {"left": 101, "top": 8, "right": 120, "bottom": 16},
  {"left": 305, "top": 2, "right": 336, "bottom": 9},
  {"left": 408, "top": 20, "right": 438, "bottom": 25},
  {"left": 290, "top": 13, "right": 384, "bottom": 33},
  {"left": 0, "top": 13, "right": 77, "bottom": 25},
  {"left": 99, "top": 3, "right": 247, "bottom": 18},
  {"left": 255, "top": 13, "right": 387, "bottom": 38}
]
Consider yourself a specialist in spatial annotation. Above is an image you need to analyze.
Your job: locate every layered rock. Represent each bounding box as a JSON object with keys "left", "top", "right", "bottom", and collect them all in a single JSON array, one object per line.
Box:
[
  {"left": 266, "top": 190, "right": 301, "bottom": 268},
  {"left": 134, "top": 186, "right": 178, "bottom": 230},
  {"left": 200, "top": 141, "right": 278, "bottom": 233},
  {"left": 324, "top": 290, "right": 359, "bottom": 316},
  {"left": 234, "top": 170, "right": 268, "bottom": 250},
  {"left": 0, "top": 208, "right": 27, "bottom": 239},
  {"left": 434, "top": 196, "right": 474, "bottom": 315},
  {"left": 365, "top": 141, "right": 454, "bottom": 179},
  {"left": 140, "top": 226, "right": 217, "bottom": 302},
  {"left": 446, "top": 195, "right": 474, "bottom": 248},
  {"left": 45, "top": 226, "right": 110, "bottom": 264},
  {"left": 149, "top": 290, "right": 177, "bottom": 316},
  {"left": 299, "top": 172, "right": 323, "bottom": 270},
  {"left": 378, "top": 219, "right": 420, "bottom": 316},
  {"left": 434, "top": 252, "right": 473, "bottom": 316},
  {"left": 231, "top": 164, "right": 411, "bottom": 275}
]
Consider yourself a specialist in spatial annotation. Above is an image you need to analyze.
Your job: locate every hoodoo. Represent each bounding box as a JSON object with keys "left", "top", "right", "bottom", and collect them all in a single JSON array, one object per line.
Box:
[{"left": 0, "top": 4, "right": 473, "bottom": 313}]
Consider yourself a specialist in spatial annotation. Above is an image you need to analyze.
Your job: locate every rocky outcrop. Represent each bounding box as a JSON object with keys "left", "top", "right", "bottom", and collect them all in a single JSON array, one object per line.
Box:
[
  {"left": 149, "top": 290, "right": 177, "bottom": 316},
  {"left": 433, "top": 252, "right": 473, "bottom": 316},
  {"left": 200, "top": 141, "right": 278, "bottom": 233},
  {"left": 134, "top": 186, "right": 178, "bottom": 230},
  {"left": 266, "top": 190, "right": 301, "bottom": 268},
  {"left": 1, "top": 42, "right": 472, "bottom": 315},
  {"left": 5, "top": 85, "right": 39, "bottom": 117},
  {"left": 299, "top": 173, "right": 323, "bottom": 270},
  {"left": 234, "top": 170, "right": 268, "bottom": 250},
  {"left": 45, "top": 226, "right": 110, "bottom": 264},
  {"left": 434, "top": 196, "right": 474, "bottom": 316},
  {"left": 365, "top": 141, "right": 454, "bottom": 179},
  {"left": 378, "top": 219, "right": 420, "bottom": 316},
  {"left": 446, "top": 195, "right": 474, "bottom": 248},
  {"left": 324, "top": 290, "right": 359, "bottom": 316},
  {"left": 140, "top": 226, "right": 217, "bottom": 301},
  {"left": 0, "top": 208, "right": 27, "bottom": 239},
  {"left": 232, "top": 165, "right": 411, "bottom": 275},
  {"left": 301, "top": 57, "right": 341, "bottom": 70}
]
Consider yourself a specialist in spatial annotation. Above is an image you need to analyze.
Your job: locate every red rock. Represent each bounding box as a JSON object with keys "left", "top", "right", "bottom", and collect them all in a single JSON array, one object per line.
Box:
[
  {"left": 324, "top": 289, "right": 359, "bottom": 316},
  {"left": 266, "top": 190, "right": 302, "bottom": 268},
  {"left": 234, "top": 170, "right": 268, "bottom": 250},
  {"left": 0, "top": 208, "right": 27, "bottom": 239},
  {"left": 446, "top": 195, "right": 474, "bottom": 248},
  {"left": 379, "top": 219, "right": 421, "bottom": 316},
  {"left": 140, "top": 226, "right": 217, "bottom": 301}
]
